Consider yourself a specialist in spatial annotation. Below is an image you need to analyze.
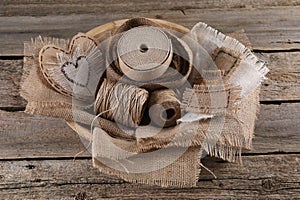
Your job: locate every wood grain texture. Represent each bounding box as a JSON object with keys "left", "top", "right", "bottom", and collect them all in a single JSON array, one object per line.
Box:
[
  {"left": 260, "top": 52, "right": 300, "bottom": 101},
  {"left": 2, "top": 0, "right": 300, "bottom": 17},
  {"left": 0, "top": 110, "right": 89, "bottom": 159},
  {"left": 251, "top": 103, "right": 300, "bottom": 154},
  {"left": 0, "top": 155, "right": 299, "bottom": 199},
  {"left": 0, "top": 2, "right": 299, "bottom": 198},
  {"left": 0, "top": 6, "right": 300, "bottom": 55},
  {"left": 0, "top": 60, "right": 27, "bottom": 109},
  {"left": 0, "top": 103, "right": 299, "bottom": 159}
]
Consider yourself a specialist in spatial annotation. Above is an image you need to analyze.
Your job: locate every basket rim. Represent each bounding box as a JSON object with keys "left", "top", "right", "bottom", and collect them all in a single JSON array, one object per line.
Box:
[{"left": 86, "top": 18, "right": 190, "bottom": 40}]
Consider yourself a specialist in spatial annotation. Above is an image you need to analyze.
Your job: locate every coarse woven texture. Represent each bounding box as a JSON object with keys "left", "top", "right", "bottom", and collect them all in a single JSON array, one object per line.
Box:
[
  {"left": 190, "top": 22, "right": 269, "bottom": 96},
  {"left": 20, "top": 17, "right": 267, "bottom": 187},
  {"left": 92, "top": 128, "right": 201, "bottom": 188}
]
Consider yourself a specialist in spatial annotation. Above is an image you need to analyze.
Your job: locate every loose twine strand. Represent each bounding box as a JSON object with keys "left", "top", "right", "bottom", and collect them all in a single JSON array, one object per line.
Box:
[
  {"left": 73, "top": 105, "right": 117, "bottom": 161},
  {"left": 199, "top": 163, "right": 217, "bottom": 179},
  {"left": 73, "top": 79, "right": 148, "bottom": 160}
]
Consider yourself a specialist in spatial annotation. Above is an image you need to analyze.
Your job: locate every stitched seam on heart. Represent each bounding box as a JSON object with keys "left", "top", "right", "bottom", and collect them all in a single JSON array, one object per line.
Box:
[{"left": 39, "top": 34, "right": 98, "bottom": 97}]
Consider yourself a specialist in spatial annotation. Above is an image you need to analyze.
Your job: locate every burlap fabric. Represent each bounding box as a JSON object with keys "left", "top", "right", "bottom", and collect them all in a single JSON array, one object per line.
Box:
[{"left": 20, "top": 18, "right": 268, "bottom": 187}]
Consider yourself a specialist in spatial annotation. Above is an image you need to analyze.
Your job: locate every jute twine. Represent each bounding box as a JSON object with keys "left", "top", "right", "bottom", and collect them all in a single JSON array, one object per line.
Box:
[
  {"left": 148, "top": 89, "right": 181, "bottom": 128},
  {"left": 94, "top": 79, "right": 149, "bottom": 128}
]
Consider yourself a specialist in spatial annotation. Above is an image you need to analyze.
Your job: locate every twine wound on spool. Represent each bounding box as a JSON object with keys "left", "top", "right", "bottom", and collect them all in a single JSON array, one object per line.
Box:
[
  {"left": 117, "top": 26, "right": 173, "bottom": 82},
  {"left": 106, "top": 18, "right": 193, "bottom": 90},
  {"left": 94, "top": 79, "right": 149, "bottom": 128},
  {"left": 148, "top": 89, "right": 181, "bottom": 128}
]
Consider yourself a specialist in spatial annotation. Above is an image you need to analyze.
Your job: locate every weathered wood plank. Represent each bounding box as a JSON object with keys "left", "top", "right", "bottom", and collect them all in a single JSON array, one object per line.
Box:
[
  {"left": 251, "top": 103, "right": 300, "bottom": 154},
  {"left": 1, "top": 2, "right": 298, "bottom": 198},
  {"left": 2, "top": 0, "right": 300, "bottom": 17},
  {"left": 0, "top": 110, "right": 89, "bottom": 159},
  {"left": 0, "top": 60, "right": 27, "bottom": 109},
  {"left": 259, "top": 52, "right": 300, "bottom": 101},
  {"left": 0, "top": 155, "right": 299, "bottom": 199},
  {"left": 1, "top": 52, "right": 299, "bottom": 109},
  {"left": 0, "top": 7, "right": 299, "bottom": 55},
  {"left": 0, "top": 103, "right": 299, "bottom": 159}
]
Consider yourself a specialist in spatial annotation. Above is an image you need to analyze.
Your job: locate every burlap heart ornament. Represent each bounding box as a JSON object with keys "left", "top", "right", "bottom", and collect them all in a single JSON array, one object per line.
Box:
[{"left": 38, "top": 33, "right": 103, "bottom": 100}]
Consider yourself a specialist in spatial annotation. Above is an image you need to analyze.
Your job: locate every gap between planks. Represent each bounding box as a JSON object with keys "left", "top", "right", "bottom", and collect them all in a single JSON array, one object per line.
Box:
[
  {"left": 0, "top": 154, "right": 299, "bottom": 199},
  {"left": 1, "top": 6, "right": 300, "bottom": 55},
  {"left": 2, "top": 0, "right": 300, "bottom": 17}
]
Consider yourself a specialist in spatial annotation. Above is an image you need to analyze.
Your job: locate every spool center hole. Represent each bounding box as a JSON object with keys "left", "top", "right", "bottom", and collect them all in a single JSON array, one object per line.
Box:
[
  {"left": 162, "top": 109, "right": 175, "bottom": 120},
  {"left": 139, "top": 44, "right": 149, "bottom": 53}
]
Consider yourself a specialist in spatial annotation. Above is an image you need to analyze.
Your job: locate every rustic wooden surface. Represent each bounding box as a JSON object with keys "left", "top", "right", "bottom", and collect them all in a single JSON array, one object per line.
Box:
[{"left": 0, "top": 1, "right": 299, "bottom": 199}]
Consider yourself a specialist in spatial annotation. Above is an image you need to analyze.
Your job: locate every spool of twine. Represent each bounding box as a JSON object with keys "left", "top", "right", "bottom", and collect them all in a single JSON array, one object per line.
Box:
[
  {"left": 106, "top": 18, "right": 193, "bottom": 90},
  {"left": 148, "top": 89, "right": 181, "bottom": 128},
  {"left": 117, "top": 26, "right": 173, "bottom": 82},
  {"left": 94, "top": 79, "right": 149, "bottom": 128}
]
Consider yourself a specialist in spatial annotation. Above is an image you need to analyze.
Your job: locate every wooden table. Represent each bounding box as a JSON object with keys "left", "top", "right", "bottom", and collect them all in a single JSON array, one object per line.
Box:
[{"left": 1, "top": 1, "right": 299, "bottom": 199}]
